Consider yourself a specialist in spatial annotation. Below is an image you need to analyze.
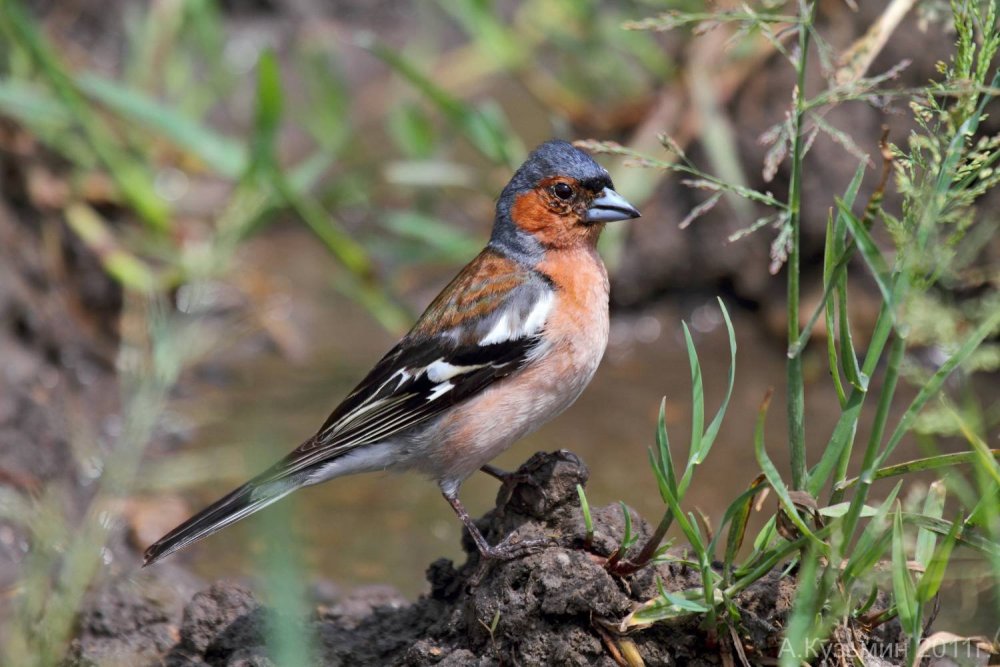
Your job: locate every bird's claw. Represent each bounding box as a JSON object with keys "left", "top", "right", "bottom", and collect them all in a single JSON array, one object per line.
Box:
[{"left": 478, "top": 535, "right": 553, "bottom": 560}]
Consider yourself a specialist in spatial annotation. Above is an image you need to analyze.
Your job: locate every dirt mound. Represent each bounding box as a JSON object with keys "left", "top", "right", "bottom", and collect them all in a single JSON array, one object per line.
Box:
[{"left": 68, "top": 451, "right": 901, "bottom": 666}]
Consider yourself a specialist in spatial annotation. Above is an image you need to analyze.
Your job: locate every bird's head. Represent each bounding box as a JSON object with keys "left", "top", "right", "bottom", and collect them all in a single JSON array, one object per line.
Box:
[{"left": 491, "top": 140, "right": 640, "bottom": 258}]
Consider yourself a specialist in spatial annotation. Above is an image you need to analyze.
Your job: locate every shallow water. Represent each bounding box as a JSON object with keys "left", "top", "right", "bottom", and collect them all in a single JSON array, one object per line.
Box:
[{"left": 161, "top": 229, "right": 995, "bottom": 633}]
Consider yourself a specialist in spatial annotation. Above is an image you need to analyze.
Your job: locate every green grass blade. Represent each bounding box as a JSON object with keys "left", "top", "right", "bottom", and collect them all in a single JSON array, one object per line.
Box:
[
  {"left": 65, "top": 203, "right": 158, "bottom": 292},
  {"left": 0, "top": 2, "right": 169, "bottom": 230},
  {"left": 753, "top": 390, "right": 823, "bottom": 548},
  {"left": 791, "top": 163, "right": 866, "bottom": 360},
  {"left": 619, "top": 501, "right": 637, "bottom": 552},
  {"left": 810, "top": 303, "right": 894, "bottom": 498},
  {"left": 891, "top": 507, "right": 919, "bottom": 635},
  {"left": 951, "top": 408, "right": 1000, "bottom": 487},
  {"left": 781, "top": 546, "right": 822, "bottom": 667},
  {"left": 717, "top": 475, "right": 767, "bottom": 574},
  {"left": 879, "top": 308, "right": 1000, "bottom": 466},
  {"left": 680, "top": 321, "right": 705, "bottom": 495},
  {"left": 822, "top": 212, "right": 847, "bottom": 406},
  {"left": 620, "top": 587, "right": 717, "bottom": 629},
  {"left": 836, "top": 274, "right": 865, "bottom": 392},
  {"left": 576, "top": 484, "right": 594, "bottom": 547},
  {"left": 914, "top": 481, "right": 946, "bottom": 568},
  {"left": 835, "top": 450, "right": 1000, "bottom": 491},
  {"left": 363, "top": 37, "right": 521, "bottom": 168},
  {"left": 78, "top": 74, "right": 247, "bottom": 178},
  {"left": 807, "top": 387, "right": 862, "bottom": 496},
  {"left": 836, "top": 198, "right": 898, "bottom": 322},
  {"left": 842, "top": 481, "right": 902, "bottom": 584},
  {"left": 0, "top": 78, "right": 71, "bottom": 127},
  {"left": 835, "top": 335, "right": 905, "bottom": 543},
  {"left": 915, "top": 515, "right": 959, "bottom": 604},
  {"left": 247, "top": 50, "right": 283, "bottom": 173},
  {"left": 903, "top": 513, "right": 1000, "bottom": 558},
  {"left": 700, "top": 298, "right": 737, "bottom": 453},
  {"left": 656, "top": 398, "right": 678, "bottom": 492},
  {"left": 649, "top": 452, "right": 706, "bottom": 556}
]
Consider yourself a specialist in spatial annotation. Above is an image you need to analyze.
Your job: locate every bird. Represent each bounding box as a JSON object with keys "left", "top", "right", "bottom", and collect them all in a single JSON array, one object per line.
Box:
[{"left": 143, "top": 140, "right": 640, "bottom": 566}]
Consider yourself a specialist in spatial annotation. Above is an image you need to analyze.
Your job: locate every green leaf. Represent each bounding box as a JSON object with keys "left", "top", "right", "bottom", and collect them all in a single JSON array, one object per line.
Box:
[
  {"left": 656, "top": 397, "right": 677, "bottom": 492},
  {"left": 903, "top": 513, "right": 1000, "bottom": 558},
  {"left": 387, "top": 103, "right": 437, "bottom": 159},
  {"left": 951, "top": 409, "right": 1000, "bottom": 488},
  {"left": 0, "top": 2, "right": 169, "bottom": 230},
  {"left": 891, "top": 507, "right": 919, "bottom": 634},
  {"left": 678, "top": 300, "right": 735, "bottom": 496},
  {"left": 817, "top": 502, "right": 879, "bottom": 519},
  {"left": 682, "top": 322, "right": 705, "bottom": 478},
  {"left": 915, "top": 481, "right": 946, "bottom": 568},
  {"left": 576, "top": 484, "right": 594, "bottom": 546},
  {"left": 836, "top": 198, "right": 898, "bottom": 322},
  {"left": 649, "top": 450, "right": 705, "bottom": 556},
  {"left": 618, "top": 501, "right": 637, "bottom": 552},
  {"left": 915, "top": 516, "right": 959, "bottom": 604},
  {"left": 381, "top": 211, "right": 482, "bottom": 261},
  {"left": 248, "top": 50, "right": 283, "bottom": 174},
  {"left": 364, "top": 38, "right": 522, "bottom": 168},
  {"left": 752, "top": 515, "right": 778, "bottom": 553},
  {"left": 782, "top": 546, "right": 823, "bottom": 664},
  {"left": 78, "top": 74, "right": 247, "bottom": 177},
  {"left": 718, "top": 476, "right": 767, "bottom": 574},
  {"left": 793, "top": 162, "right": 866, "bottom": 360},
  {"left": 0, "top": 78, "right": 72, "bottom": 127},
  {"left": 700, "top": 299, "right": 737, "bottom": 456},
  {"left": 842, "top": 481, "right": 902, "bottom": 584},
  {"left": 753, "top": 391, "right": 823, "bottom": 548},
  {"left": 619, "top": 587, "right": 719, "bottom": 630},
  {"left": 807, "top": 390, "right": 862, "bottom": 496},
  {"left": 65, "top": 203, "right": 159, "bottom": 292},
  {"left": 835, "top": 451, "right": 1000, "bottom": 492},
  {"left": 879, "top": 308, "right": 1000, "bottom": 466}
]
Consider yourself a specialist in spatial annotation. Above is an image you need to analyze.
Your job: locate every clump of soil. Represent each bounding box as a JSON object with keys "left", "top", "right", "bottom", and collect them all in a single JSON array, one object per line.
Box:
[{"left": 69, "top": 451, "right": 901, "bottom": 666}]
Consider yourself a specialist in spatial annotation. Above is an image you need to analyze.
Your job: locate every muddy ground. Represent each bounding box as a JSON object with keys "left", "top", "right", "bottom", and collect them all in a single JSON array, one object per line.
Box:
[{"left": 67, "top": 452, "right": 902, "bottom": 666}]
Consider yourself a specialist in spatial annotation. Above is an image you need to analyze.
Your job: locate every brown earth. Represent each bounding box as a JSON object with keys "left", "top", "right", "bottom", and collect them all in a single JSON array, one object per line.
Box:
[{"left": 66, "top": 451, "right": 902, "bottom": 666}]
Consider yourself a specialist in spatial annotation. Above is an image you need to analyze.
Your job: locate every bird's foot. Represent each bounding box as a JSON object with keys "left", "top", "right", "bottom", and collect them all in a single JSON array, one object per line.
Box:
[
  {"left": 479, "top": 463, "right": 531, "bottom": 487},
  {"left": 476, "top": 534, "right": 553, "bottom": 560},
  {"left": 443, "top": 487, "right": 552, "bottom": 561}
]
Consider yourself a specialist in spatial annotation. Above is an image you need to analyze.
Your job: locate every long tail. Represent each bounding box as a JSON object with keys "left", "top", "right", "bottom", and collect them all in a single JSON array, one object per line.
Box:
[{"left": 142, "top": 473, "right": 298, "bottom": 567}]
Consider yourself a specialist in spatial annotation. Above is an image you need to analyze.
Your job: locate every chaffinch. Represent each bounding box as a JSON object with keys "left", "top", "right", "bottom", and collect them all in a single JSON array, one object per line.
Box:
[{"left": 144, "top": 140, "right": 640, "bottom": 566}]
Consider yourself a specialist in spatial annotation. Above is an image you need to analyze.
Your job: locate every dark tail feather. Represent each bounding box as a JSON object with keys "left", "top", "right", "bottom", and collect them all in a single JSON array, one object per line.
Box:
[{"left": 142, "top": 476, "right": 296, "bottom": 567}]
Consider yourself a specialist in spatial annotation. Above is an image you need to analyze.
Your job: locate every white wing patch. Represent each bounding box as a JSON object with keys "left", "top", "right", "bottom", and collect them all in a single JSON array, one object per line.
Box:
[
  {"left": 478, "top": 290, "right": 553, "bottom": 346},
  {"left": 427, "top": 381, "right": 455, "bottom": 401},
  {"left": 522, "top": 290, "right": 554, "bottom": 334},
  {"left": 426, "top": 359, "right": 487, "bottom": 383},
  {"left": 479, "top": 312, "right": 512, "bottom": 345}
]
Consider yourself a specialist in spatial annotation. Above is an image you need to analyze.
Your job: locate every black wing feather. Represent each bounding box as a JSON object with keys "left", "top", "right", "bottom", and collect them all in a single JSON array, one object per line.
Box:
[{"left": 260, "top": 334, "right": 540, "bottom": 481}]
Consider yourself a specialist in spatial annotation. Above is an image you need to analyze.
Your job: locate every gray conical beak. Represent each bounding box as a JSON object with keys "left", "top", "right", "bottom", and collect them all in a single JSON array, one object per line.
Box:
[{"left": 586, "top": 188, "right": 641, "bottom": 223}]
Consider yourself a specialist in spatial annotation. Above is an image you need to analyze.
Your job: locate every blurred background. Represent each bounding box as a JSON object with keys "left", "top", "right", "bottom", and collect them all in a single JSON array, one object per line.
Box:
[{"left": 1, "top": 0, "right": 997, "bottom": 652}]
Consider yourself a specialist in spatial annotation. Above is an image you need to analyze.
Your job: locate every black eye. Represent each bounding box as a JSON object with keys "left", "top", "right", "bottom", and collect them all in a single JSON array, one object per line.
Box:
[{"left": 552, "top": 182, "right": 574, "bottom": 200}]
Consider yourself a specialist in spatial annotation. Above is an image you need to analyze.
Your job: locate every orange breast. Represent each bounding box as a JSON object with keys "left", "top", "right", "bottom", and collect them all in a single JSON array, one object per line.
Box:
[{"left": 537, "top": 246, "right": 610, "bottom": 341}]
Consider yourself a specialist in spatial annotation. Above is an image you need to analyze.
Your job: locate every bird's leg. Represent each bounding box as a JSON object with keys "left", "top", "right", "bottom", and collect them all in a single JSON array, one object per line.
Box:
[{"left": 441, "top": 488, "right": 549, "bottom": 560}]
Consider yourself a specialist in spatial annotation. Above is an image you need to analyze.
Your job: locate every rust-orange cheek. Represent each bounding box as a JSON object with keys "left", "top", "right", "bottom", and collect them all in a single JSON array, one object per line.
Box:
[
  {"left": 510, "top": 191, "right": 578, "bottom": 246},
  {"left": 511, "top": 189, "right": 606, "bottom": 250}
]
